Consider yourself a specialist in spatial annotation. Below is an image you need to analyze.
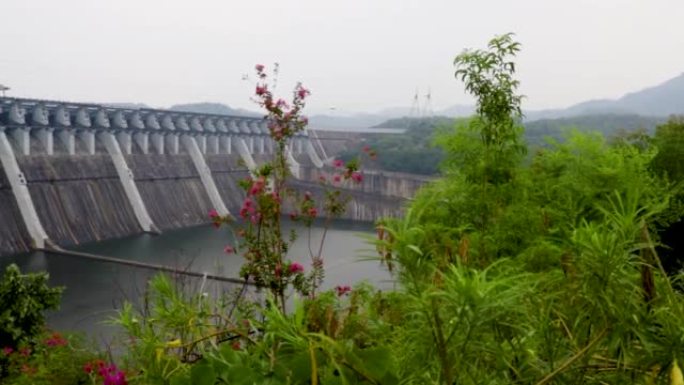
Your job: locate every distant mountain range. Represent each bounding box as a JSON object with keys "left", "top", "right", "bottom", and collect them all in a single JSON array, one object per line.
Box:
[
  {"left": 523, "top": 73, "right": 684, "bottom": 120},
  {"left": 104, "top": 102, "right": 259, "bottom": 117},
  {"left": 318, "top": 72, "right": 684, "bottom": 127},
  {"left": 105, "top": 72, "right": 684, "bottom": 129},
  {"left": 168, "top": 102, "right": 259, "bottom": 117}
]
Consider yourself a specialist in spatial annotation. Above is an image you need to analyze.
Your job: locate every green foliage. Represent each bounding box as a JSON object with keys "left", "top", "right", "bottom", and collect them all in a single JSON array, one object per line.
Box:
[
  {"left": 0, "top": 264, "right": 62, "bottom": 349},
  {"left": 652, "top": 115, "right": 684, "bottom": 183},
  {"left": 526, "top": 114, "right": 664, "bottom": 146},
  {"left": 189, "top": 289, "right": 404, "bottom": 385},
  {"left": 339, "top": 113, "right": 665, "bottom": 176},
  {"left": 454, "top": 33, "right": 523, "bottom": 152},
  {"left": 112, "top": 273, "right": 255, "bottom": 384},
  {"left": 370, "top": 35, "right": 684, "bottom": 384},
  {"left": 338, "top": 117, "right": 456, "bottom": 175},
  {"left": 1, "top": 332, "right": 98, "bottom": 385}
]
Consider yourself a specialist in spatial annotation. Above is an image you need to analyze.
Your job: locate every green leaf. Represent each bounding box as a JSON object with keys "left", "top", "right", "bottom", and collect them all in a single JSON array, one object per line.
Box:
[
  {"left": 354, "top": 346, "right": 398, "bottom": 381},
  {"left": 191, "top": 360, "right": 217, "bottom": 385}
]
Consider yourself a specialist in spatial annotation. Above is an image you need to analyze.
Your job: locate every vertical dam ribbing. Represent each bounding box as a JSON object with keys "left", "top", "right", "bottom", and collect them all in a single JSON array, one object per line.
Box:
[
  {"left": 100, "top": 132, "right": 157, "bottom": 232},
  {"left": 0, "top": 158, "right": 32, "bottom": 255},
  {"left": 126, "top": 154, "right": 214, "bottom": 230},
  {"left": 18, "top": 155, "right": 142, "bottom": 246},
  {"left": 0, "top": 131, "right": 49, "bottom": 248},
  {"left": 181, "top": 135, "right": 229, "bottom": 216}
]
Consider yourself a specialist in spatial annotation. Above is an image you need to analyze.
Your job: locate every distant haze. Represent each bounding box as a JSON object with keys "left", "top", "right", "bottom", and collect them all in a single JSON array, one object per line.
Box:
[{"left": 2, "top": 0, "right": 684, "bottom": 116}]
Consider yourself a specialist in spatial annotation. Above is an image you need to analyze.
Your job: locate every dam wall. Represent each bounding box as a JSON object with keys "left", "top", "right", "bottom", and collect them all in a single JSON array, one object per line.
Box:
[
  {"left": 299, "top": 166, "right": 432, "bottom": 200},
  {"left": 0, "top": 96, "right": 423, "bottom": 257},
  {"left": 0, "top": 166, "right": 32, "bottom": 255},
  {"left": 205, "top": 154, "right": 249, "bottom": 212},
  {"left": 287, "top": 179, "right": 407, "bottom": 222},
  {"left": 18, "top": 155, "right": 141, "bottom": 246},
  {"left": 126, "top": 154, "right": 213, "bottom": 230}
]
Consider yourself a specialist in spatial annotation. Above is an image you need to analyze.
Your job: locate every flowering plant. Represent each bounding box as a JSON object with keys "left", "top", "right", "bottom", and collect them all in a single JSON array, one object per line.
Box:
[
  {"left": 0, "top": 330, "right": 99, "bottom": 384},
  {"left": 210, "top": 64, "right": 370, "bottom": 312}
]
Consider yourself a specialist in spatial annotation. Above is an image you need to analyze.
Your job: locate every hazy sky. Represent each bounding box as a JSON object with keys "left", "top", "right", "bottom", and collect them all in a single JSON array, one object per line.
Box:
[{"left": 2, "top": 0, "right": 684, "bottom": 115}]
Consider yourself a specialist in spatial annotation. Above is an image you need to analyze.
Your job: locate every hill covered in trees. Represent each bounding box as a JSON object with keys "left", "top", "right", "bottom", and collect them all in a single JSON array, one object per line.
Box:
[{"left": 342, "top": 113, "right": 668, "bottom": 175}]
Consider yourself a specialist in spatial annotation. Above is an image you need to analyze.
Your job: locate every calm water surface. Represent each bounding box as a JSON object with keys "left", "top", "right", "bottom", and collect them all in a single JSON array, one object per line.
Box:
[{"left": 0, "top": 221, "right": 393, "bottom": 344}]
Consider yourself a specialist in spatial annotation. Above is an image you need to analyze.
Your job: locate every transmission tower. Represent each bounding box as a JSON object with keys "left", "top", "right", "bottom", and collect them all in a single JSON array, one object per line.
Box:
[
  {"left": 409, "top": 88, "right": 421, "bottom": 118},
  {"left": 422, "top": 87, "right": 434, "bottom": 118}
]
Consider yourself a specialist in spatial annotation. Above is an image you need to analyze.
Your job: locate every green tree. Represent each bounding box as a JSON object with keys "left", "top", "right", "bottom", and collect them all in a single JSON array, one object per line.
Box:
[
  {"left": 652, "top": 115, "right": 684, "bottom": 183},
  {"left": 0, "top": 264, "right": 62, "bottom": 349}
]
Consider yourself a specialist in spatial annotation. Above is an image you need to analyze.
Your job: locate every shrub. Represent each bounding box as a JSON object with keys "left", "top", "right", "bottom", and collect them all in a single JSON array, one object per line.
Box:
[{"left": 0, "top": 264, "right": 62, "bottom": 349}]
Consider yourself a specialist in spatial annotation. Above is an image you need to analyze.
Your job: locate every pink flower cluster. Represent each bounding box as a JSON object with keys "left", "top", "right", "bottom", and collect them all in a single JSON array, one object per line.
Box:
[
  {"left": 44, "top": 331, "right": 67, "bottom": 347},
  {"left": 84, "top": 360, "right": 128, "bottom": 385},
  {"left": 248, "top": 176, "right": 267, "bottom": 196},
  {"left": 253, "top": 64, "right": 310, "bottom": 141},
  {"left": 323, "top": 159, "right": 365, "bottom": 185},
  {"left": 209, "top": 208, "right": 223, "bottom": 229},
  {"left": 335, "top": 285, "right": 352, "bottom": 296},
  {"left": 289, "top": 262, "right": 305, "bottom": 274}
]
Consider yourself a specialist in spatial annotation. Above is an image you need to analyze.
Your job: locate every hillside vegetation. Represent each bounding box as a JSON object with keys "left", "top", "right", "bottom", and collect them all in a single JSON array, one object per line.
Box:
[{"left": 342, "top": 112, "right": 667, "bottom": 175}]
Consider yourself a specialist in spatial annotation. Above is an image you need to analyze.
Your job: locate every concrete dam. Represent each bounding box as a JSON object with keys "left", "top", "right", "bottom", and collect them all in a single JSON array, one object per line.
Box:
[{"left": 0, "top": 97, "right": 428, "bottom": 258}]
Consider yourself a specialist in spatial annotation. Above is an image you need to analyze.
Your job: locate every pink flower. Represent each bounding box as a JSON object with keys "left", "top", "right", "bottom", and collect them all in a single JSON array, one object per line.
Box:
[
  {"left": 2, "top": 346, "right": 13, "bottom": 355},
  {"left": 289, "top": 262, "right": 304, "bottom": 274},
  {"left": 255, "top": 85, "right": 267, "bottom": 96},
  {"left": 255, "top": 64, "right": 265, "bottom": 72},
  {"left": 103, "top": 370, "right": 128, "bottom": 385},
  {"left": 19, "top": 347, "right": 30, "bottom": 357},
  {"left": 319, "top": 175, "right": 326, "bottom": 182},
  {"left": 248, "top": 178, "right": 266, "bottom": 196},
  {"left": 45, "top": 332, "right": 67, "bottom": 347},
  {"left": 208, "top": 209, "right": 219, "bottom": 218},
  {"left": 304, "top": 191, "right": 312, "bottom": 201},
  {"left": 83, "top": 362, "right": 93, "bottom": 374},
  {"left": 333, "top": 159, "right": 344, "bottom": 168},
  {"left": 308, "top": 207, "right": 318, "bottom": 218},
  {"left": 335, "top": 285, "right": 352, "bottom": 296},
  {"left": 275, "top": 99, "right": 288, "bottom": 109},
  {"left": 249, "top": 184, "right": 262, "bottom": 196},
  {"left": 333, "top": 174, "right": 342, "bottom": 183},
  {"left": 351, "top": 171, "right": 363, "bottom": 183},
  {"left": 297, "top": 87, "right": 310, "bottom": 99},
  {"left": 300, "top": 116, "right": 309, "bottom": 125},
  {"left": 224, "top": 245, "right": 235, "bottom": 254},
  {"left": 289, "top": 211, "right": 298, "bottom": 220}
]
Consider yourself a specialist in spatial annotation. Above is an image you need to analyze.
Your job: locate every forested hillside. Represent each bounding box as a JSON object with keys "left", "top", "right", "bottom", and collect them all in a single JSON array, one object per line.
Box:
[{"left": 343, "top": 113, "right": 668, "bottom": 175}]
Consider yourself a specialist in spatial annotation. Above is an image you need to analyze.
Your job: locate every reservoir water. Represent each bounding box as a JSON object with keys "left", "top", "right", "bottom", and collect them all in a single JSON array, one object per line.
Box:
[{"left": 0, "top": 220, "right": 392, "bottom": 344}]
